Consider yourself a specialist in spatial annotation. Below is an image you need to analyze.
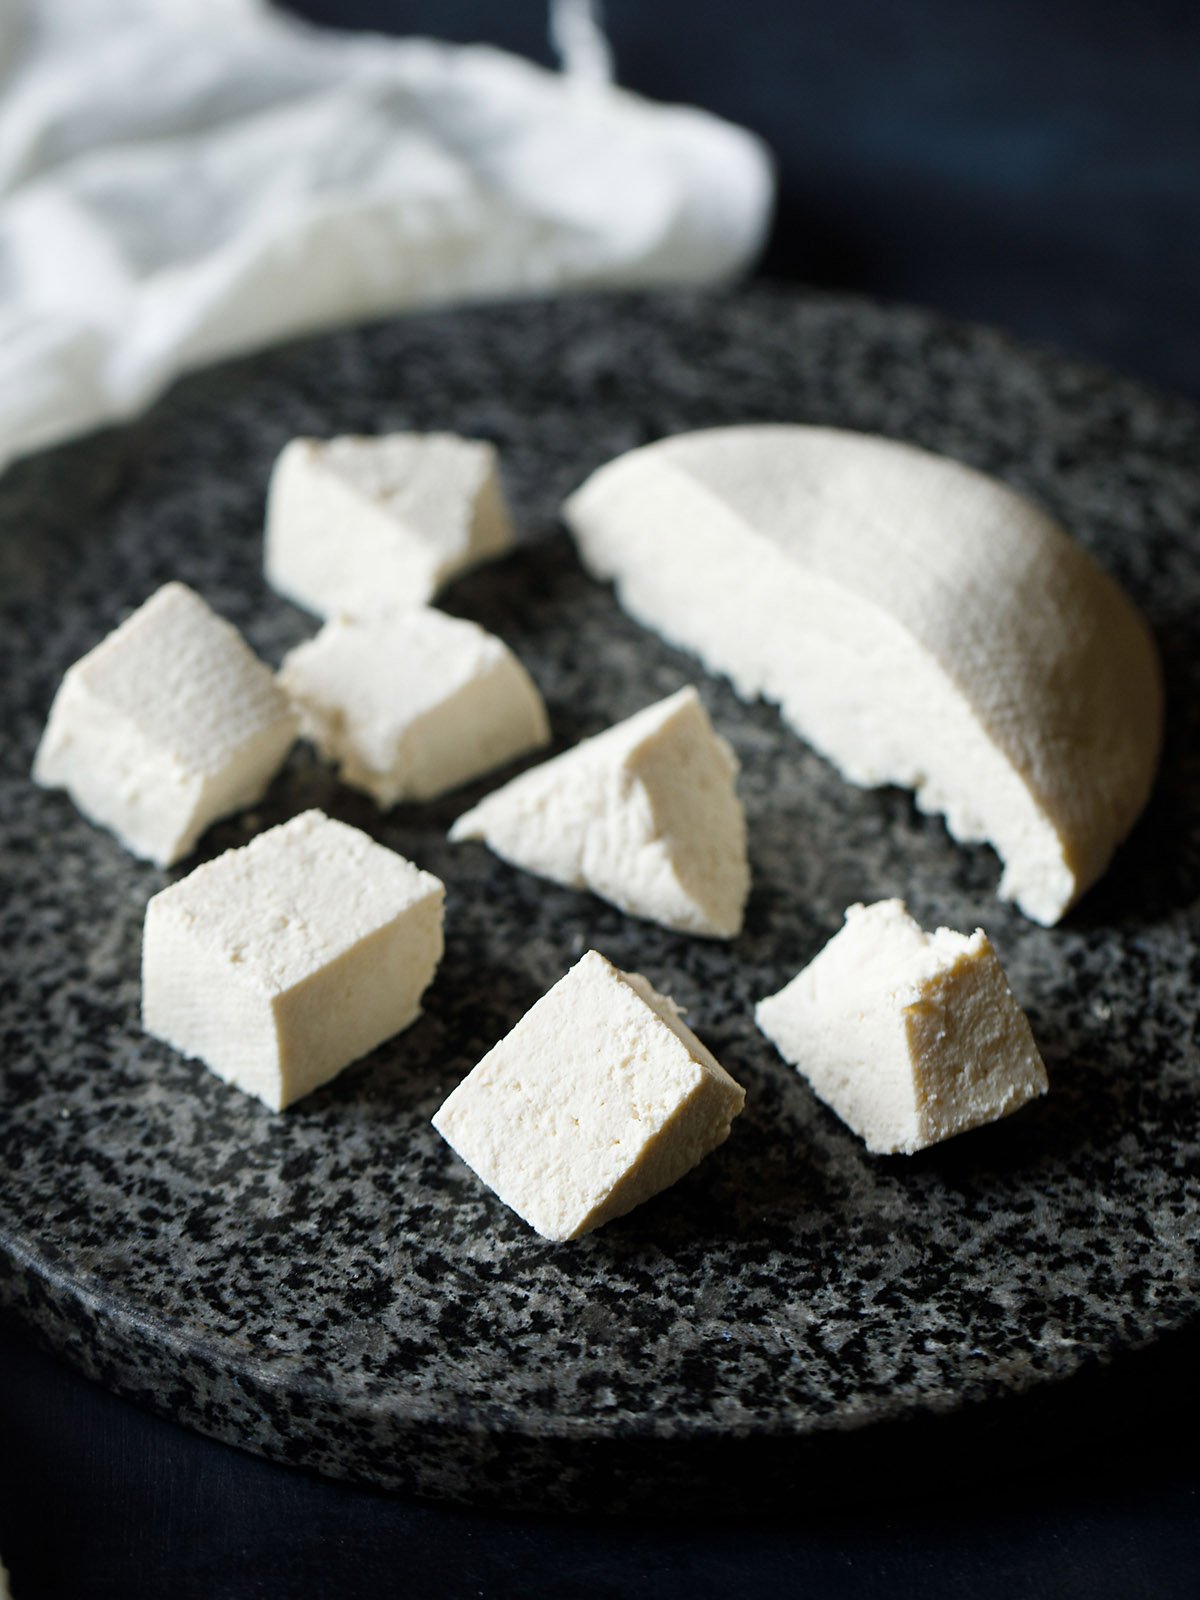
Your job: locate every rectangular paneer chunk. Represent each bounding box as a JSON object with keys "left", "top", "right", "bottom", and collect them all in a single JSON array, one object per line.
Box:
[
  {"left": 33, "top": 582, "right": 296, "bottom": 866},
  {"left": 142, "top": 810, "right": 444, "bottom": 1110},
  {"left": 432, "top": 949, "right": 745, "bottom": 1241},
  {"left": 278, "top": 607, "right": 549, "bottom": 806},
  {"left": 756, "top": 899, "right": 1047, "bottom": 1154},
  {"left": 264, "top": 432, "right": 514, "bottom": 618}
]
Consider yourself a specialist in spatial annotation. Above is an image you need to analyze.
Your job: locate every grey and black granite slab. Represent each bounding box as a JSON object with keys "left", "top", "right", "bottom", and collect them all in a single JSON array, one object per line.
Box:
[{"left": 1, "top": 287, "right": 1198, "bottom": 1512}]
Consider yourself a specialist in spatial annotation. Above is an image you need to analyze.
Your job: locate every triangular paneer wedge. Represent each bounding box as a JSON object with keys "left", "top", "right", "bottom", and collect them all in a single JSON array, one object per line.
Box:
[
  {"left": 756, "top": 899, "right": 1048, "bottom": 1154},
  {"left": 278, "top": 607, "right": 549, "bottom": 805},
  {"left": 449, "top": 687, "right": 749, "bottom": 938},
  {"left": 564, "top": 425, "right": 1163, "bottom": 925},
  {"left": 265, "top": 432, "right": 513, "bottom": 618}
]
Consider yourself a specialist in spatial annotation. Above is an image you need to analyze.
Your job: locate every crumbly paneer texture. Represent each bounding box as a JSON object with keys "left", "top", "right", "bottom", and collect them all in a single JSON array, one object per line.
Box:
[
  {"left": 432, "top": 950, "right": 746, "bottom": 1240},
  {"left": 278, "top": 607, "right": 549, "bottom": 806},
  {"left": 564, "top": 425, "right": 1162, "bottom": 925},
  {"left": 33, "top": 581, "right": 296, "bottom": 866},
  {"left": 756, "top": 899, "right": 1048, "bottom": 1154},
  {"left": 142, "top": 809, "right": 444, "bottom": 1110},
  {"left": 449, "top": 686, "right": 749, "bottom": 938},
  {"left": 264, "top": 432, "right": 514, "bottom": 618}
]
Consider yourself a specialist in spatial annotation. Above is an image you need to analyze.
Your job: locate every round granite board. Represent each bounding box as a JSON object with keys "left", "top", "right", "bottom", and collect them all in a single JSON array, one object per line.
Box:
[{"left": 2, "top": 287, "right": 1199, "bottom": 1511}]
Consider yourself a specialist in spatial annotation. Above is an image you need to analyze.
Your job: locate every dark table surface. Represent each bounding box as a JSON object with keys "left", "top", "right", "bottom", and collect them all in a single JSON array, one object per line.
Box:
[
  {"left": 3, "top": 1305, "right": 1198, "bottom": 1598},
  {"left": 3, "top": 3, "right": 1199, "bottom": 1596}
]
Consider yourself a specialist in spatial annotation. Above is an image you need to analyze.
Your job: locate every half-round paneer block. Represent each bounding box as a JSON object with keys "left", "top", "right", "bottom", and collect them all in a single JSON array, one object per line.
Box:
[
  {"left": 432, "top": 949, "right": 746, "bottom": 1241},
  {"left": 563, "top": 425, "right": 1163, "bottom": 925},
  {"left": 264, "top": 432, "right": 514, "bottom": 619},
  {"left": 449, "top": 686, "right": 750, "bottom": 938},
  {"left": 278, "top": 607, "right": 550, "bottom": 807},
  {"left": 142, "top": 810, "right": 445, "bottom": 1110},
  {"left": 756, "top": 899, "right": 1048, "bottom": 1155},
  {"left": 33, "top": 581, "right": 297, "bottom": 867}
]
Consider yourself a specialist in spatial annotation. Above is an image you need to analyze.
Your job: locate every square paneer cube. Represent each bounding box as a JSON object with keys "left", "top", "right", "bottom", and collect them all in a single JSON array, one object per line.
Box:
[
  {"left": 33, "top": 582, "right": 297, "bottom": 866},
  {"left": 264, "top": 433, "right": 514, "bottom": 618},
  {"left": 278, "top": 608, "right": 549, "bottom": 806},
  {"left": 432, "top": 950, "right": 746, "bottom": 1240},
  {"left": 142, "top": 810, "right": 445, "bottom": 1110},
  {"left": 755, "top": 899, "right": 1048, "bottom": 1155}
]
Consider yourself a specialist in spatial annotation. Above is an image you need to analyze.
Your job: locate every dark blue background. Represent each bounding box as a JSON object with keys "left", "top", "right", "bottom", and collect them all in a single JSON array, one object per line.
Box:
[
  {"left": 285, "top": 0, "right": 1200, "bottom": 400},
  {"left": 2, "top": 4, "right": 1198, "bottom": 1596}
]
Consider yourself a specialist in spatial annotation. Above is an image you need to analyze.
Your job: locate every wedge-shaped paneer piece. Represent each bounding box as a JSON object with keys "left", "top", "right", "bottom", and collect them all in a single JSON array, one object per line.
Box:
[
  {"left": 142, "top": 810, "right": 444, "bottom": 1110},
  {"left": 433, "top": 949, "right": 745, "bottom": 1240},
  {"left": 564, "top": 425, "right": 1163, "bottom": 925},
  {"left": 756, "top": 899, "right": 1047, "bottom": 1154},
  {"left": 264, "top": 432, "right": 513, "bottom": 617},
  {"left": 278, "top": 607, "right": 549, "bottom": 806},
  {"left": 449, "top": 687, "right": 749, "bottom": 938},
  {"left": 33, "top": 582, "right": 297, "bottom": 867}
]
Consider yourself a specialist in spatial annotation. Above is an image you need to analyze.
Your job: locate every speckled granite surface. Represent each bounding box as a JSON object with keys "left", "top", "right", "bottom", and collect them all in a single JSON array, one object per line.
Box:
[{"left": 1, "top": 287, "right": 1198, "bottom": 1511}]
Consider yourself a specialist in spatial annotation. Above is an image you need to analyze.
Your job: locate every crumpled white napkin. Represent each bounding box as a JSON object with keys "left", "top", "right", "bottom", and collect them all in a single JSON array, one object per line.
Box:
[{"left": 0, "top": 0, "right": 773, "bottom": 475}]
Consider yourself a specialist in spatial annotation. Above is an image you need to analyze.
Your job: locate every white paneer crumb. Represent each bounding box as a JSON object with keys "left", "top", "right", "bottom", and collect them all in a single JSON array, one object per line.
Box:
[
  {"left": 33, "top": 582, "right": 297, "bottom": 866},
  {"left": 264, "top": 432, "right": 514, "bottom": 618},
  {"left": 756, "top": 898, "right": 1048, "bottom": 1154},
  {"left": 142, "top": 809, "right": 444, "bottom": 1110},
  {"left": 432, "top": 949, "right": 745, "bottom": 1240},
  {"left": 278, "top": 607, "right": 549, "bottom": 806},
  {"left": 448, "top": 686, "right": 749, "bottom": 938},
  {"left": 564, "top": 424, "right": 1162, "bottom": 925}
]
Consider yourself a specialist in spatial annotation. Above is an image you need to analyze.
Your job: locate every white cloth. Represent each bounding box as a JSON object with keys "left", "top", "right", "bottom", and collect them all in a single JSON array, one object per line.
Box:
[{"left": 0, "top": 0, "right": 773, "bottom": 475}]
